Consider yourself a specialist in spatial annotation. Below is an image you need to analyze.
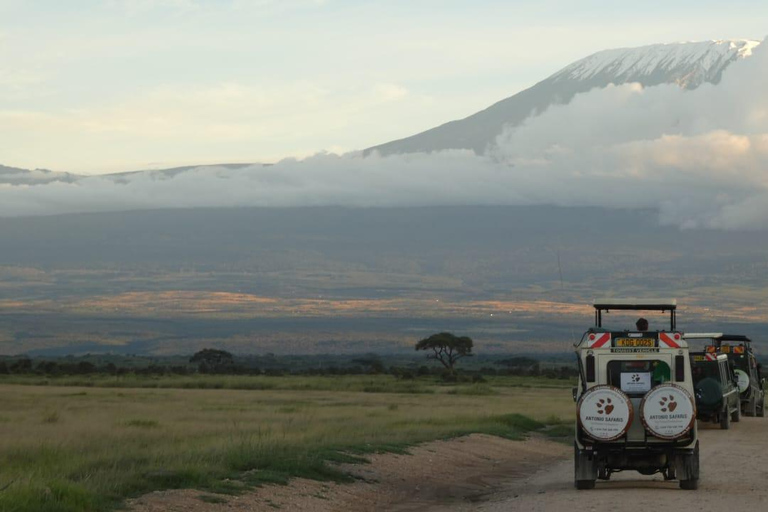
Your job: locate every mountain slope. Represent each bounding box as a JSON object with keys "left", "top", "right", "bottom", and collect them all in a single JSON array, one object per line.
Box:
[
  {"left": 366, "top": 39, "right": 761, "bottom": 156},
  {"left": 0, "top": 163, "right": 259, "bottom": 186},
  {"left": 0, "top": 164, "right": 78, "bottom": 185}
]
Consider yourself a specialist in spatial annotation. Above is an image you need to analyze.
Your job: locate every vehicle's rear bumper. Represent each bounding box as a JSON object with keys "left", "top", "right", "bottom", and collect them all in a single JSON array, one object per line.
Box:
[{"left": 576, "top": 442, "right": 697, "bottom": 476}]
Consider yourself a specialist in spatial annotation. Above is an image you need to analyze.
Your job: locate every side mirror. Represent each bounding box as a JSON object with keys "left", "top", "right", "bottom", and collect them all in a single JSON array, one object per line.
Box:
[{"left": 572, "top": 386, "right": 579, "bottom": 402}]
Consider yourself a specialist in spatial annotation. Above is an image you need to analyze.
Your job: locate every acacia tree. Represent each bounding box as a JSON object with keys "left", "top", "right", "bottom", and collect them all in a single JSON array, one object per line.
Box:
[
  {"left": 190, "top": 348, "right": 234, "bottom": 373},
  {"left": 415, "top": 332, "right": 473, "bottom": 373}
]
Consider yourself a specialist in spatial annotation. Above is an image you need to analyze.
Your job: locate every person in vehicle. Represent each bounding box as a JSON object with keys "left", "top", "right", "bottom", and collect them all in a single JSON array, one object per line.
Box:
[{"left": 636, "top": 318, "right": 649, "bottom": 331}]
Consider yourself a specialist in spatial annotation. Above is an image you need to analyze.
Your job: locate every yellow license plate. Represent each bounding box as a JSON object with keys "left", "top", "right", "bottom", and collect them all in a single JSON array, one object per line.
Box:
[{"left": 615, "top": 338, "right": 655, "bottom": 347}]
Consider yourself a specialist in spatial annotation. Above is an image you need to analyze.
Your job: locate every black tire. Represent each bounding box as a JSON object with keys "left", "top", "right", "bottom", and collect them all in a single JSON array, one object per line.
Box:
[
  {"left": 720, "top": 408, "right": 731, "bottom": 429},
  {"left": 677, "top": 443, "right": 700, "bottom": 490},
  {"left": 758, "top": 395, "right": 765, "bottom": 418},
  {"left": 732, "top": 402, "right": 741, "bottom": 422},
  {"left": 576, "top": 479, "right": 596, "bottom": 490},
  {"left": 750, "top": 397, "right": 759, "bottom": 417}
]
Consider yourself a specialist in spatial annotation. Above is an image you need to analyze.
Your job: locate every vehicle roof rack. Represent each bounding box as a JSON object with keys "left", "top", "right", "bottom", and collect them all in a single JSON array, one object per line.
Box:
[
  {"left": 683, "top": 333, "right": 724, "bottom": 340},
  {"left": 593, "top": 299, "right": 677, "bottom": 311},
  {"left": 592, "top": 298, "right": 677, "bottom": 330},
  {"left": 684, "top": 333, "right": 751, "bottom": 343}
]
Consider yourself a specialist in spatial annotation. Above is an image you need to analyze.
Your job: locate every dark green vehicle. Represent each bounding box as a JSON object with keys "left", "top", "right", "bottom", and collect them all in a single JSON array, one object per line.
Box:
[
  {"left": 690, "top": 352, "right": 741, "bottom": 429},
  {"left": 685, "top": 334, "right": 765, "bottom": 418}
]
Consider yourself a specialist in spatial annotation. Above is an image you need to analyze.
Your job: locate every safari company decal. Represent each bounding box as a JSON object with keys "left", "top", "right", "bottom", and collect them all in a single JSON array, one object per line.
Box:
[
  {"left": 620, "top": 372, "right": 651, "bottom": 394},
  {"left": 735, "top": 369, "right": 750, "bottom": 393},
  {"left": 578, "top": 385, "right": 633, "bottom": 441},
  {"left": 640, "top": 384, "right": 696, "bottom": 440}
]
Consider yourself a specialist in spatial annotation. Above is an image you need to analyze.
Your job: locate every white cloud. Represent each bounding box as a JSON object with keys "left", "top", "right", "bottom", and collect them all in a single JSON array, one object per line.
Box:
[{"left": 4, "top": 35, "right": 768, "bottom": 230}]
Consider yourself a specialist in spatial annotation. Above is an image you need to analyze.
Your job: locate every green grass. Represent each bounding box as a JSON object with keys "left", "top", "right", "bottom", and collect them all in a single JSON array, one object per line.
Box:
[
  {"left": 0, "top": 379, "right": 572, "bottom": 512},
  {"left": 0, "top": 373, "right": 576, "bottom": 392}
]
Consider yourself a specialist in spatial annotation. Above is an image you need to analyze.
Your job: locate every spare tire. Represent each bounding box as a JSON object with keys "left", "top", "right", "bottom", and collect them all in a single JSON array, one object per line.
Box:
[
  {"left": 695, "top": 377, "right": 723, "bottom": 407},
  {"left": 734, "top": 369, "right": 750, "bottom": 394},
  {"left": 640, "top": 383, "right": 696, "bottom": 440},
  {"left": 578, "top": 385, "right": 633, "bottom": 442}
]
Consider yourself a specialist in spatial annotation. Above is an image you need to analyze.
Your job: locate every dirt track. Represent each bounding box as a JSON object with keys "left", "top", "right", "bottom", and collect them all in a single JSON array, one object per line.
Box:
[
  {"left": 129, "top": 418, "right": 768, "bottom": 511},
  {"left": 467, "top": 418, "right": 768, "bottom": 512}
]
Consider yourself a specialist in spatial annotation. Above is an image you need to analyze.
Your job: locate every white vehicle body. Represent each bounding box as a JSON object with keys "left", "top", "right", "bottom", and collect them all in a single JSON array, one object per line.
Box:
[{"left": 573, "top": 299, "right": 699, "bottom": 490}]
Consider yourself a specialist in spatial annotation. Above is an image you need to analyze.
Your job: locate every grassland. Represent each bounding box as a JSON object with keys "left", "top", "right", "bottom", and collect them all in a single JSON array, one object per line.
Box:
[
  {"left": 0, "top": 377, "right": 573, "bottom": 512},
  {"left": 0, "top": 374, "right": 575, "bottom": 392}
]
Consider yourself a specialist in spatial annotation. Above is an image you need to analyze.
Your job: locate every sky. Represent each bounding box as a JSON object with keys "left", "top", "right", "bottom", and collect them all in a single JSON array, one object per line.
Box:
[
  {"left": 2, "top": 0, "right": 768, "bottom": 174},
  {"left": 4, "top": 39, "right": 768, "bottom": 230}
]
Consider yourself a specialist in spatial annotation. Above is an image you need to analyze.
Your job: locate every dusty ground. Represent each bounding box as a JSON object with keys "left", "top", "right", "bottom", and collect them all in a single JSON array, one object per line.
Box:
[
  {"left": 473, "top": 418, "right": 768, "bottom": 512},
  {"left": 127, "top": 434, "right": 568, "bottom": 512},
  {"left": 129, "top": 417, "right": 768, "bottom": 511}
]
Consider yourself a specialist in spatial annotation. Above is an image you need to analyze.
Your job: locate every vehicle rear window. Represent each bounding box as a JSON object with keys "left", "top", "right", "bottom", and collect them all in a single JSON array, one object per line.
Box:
[
  {"left": 730, "top": 354, "right": 750, "bottom": 372},
  {"left": 691, "top": 361, "right": 720, "bottom": 384},
  {"left": 607, "top": 360, "right": 670, "bottom": 395}
]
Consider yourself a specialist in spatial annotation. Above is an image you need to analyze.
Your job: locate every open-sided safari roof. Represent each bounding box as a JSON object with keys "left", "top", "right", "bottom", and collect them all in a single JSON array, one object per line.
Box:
[
  {"left": 591, "top": 298, "right": 678, "bottom": 330},
  {"left": 593, "top": 298, "right": 677, "bottom": 311},
  {"left": 684, "top": 333, "right": 751, "bottom": 343}
]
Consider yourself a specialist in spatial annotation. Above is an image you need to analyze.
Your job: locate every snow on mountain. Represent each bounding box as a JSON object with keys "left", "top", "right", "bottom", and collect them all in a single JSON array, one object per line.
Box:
[
  {"left": 551, "top": 39, "right": 760, "bottom": 87},
  {"left": 367, "top": 39, "right": 762, "bottom": 156}
]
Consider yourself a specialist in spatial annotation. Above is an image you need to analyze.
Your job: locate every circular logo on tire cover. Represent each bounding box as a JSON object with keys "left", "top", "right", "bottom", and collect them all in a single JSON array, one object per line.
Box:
[
  {"left": 735, "top": 369, "right": 750, "bottom": 393},
  {"left": 640, "top": 384, "right": 696, "bottom": 440},
  {"left": 578, "top": 385, "right": 633, "bottom": 441}
]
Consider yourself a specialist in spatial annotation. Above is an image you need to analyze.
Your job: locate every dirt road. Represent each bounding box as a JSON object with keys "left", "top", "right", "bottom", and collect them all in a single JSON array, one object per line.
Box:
[
  {"left": 461, "top": 418, "right": 768, "bottom": 512},
  {"left": 130, "top": 418, "right": 767, "bottom": 511}
]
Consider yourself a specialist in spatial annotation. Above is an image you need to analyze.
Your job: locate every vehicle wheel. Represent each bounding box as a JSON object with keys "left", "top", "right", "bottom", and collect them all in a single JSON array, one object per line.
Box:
[
  {"left": 732, "top": 402, "right": 741, "bottom": 422},
  {"left": 750, "top": 397, "right": 759, "bottom": 417},
  {"left": 720, "top": 409, "right": 731, "bottom": 429},
  {"left": 758, "top": 396, "right": 765, "bottom": 418},
  {"left": 576, "top": 479, "right": 596, "bottom": 490},
  {"left": 677, "top": 443, "right": 700, "bottom": 491}
]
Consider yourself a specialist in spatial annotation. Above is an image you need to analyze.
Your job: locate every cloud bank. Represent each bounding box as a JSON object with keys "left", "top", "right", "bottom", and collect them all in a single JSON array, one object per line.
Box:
[{"left": 3, "top": 39, "right": 768, "bottom": 229}]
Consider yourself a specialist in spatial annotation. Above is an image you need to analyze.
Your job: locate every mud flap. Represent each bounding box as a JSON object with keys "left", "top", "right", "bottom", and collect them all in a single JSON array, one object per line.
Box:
[
  {"left": 574, "top": 444, "right": 597, "bottom": 485},
  {"left": 673, "top": 443, "right": 700, "bottom": 489}
]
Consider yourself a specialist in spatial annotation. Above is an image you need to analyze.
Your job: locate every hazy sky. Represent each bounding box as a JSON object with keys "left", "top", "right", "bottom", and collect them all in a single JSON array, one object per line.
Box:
[{"left": 2, "top": 0, "right": 767, "bottom": 173}]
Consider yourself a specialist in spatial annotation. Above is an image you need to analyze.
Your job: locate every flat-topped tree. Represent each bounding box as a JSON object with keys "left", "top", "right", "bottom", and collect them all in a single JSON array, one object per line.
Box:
[
  {"left": 190, "top": 348, "right": 234, "bottom": 373},
  {"left": 415, "top": 332, "right": 473, "bottom": 373}
]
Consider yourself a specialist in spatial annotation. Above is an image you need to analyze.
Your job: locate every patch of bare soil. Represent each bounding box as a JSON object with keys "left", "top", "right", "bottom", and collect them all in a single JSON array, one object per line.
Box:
[
  {"left": 475, "top": 417, "right": 768, "bottom": 512},
  {"left": 126, "top": 434, "right": 569, "bottom": 512}
]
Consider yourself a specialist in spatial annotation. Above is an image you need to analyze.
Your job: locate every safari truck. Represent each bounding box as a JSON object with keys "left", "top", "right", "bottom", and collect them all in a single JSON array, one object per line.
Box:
[
  {"left": 685, "top": 334, "right": 765, "bottom": 417},
  {"left": 689, "top": 352, "right": 741, "bottom": 428},
  {"left": 574, "top": 299, "right": 699, "bottom": 490}
]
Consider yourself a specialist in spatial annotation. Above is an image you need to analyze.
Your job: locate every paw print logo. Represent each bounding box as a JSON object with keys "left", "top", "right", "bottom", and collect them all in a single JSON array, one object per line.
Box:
[
  {"left": 660, "top": 395, "right": 678, "bottom": 412},
  {"left": 596, "top": 398, "right": 614, "bottom": 415},
  {"left": 631, "top": 374, "right": 641, "bottom": 383}
]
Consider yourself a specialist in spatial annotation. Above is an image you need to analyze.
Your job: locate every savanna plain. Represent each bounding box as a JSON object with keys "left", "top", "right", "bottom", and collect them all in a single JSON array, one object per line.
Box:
[{"left": 0, "top": 376, "right": 573, "bottom": 512}]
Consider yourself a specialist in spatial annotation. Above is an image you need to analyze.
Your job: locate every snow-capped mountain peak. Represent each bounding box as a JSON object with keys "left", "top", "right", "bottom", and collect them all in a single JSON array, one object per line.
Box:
[
  {"left": 366, "top": 38, "right": 764, "bottom": 155},
  {"left": 551, "top": 39, "right": 761, "bottom": 88}
]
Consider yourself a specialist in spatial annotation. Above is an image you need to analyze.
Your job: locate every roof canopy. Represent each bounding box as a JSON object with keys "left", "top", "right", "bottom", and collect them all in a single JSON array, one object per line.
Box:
[
  {"left": 593, "top": 298, "right": 677, "bottom": 311},
  {"left": 684, "top": 333, "right": 751, "bottom": 343}
]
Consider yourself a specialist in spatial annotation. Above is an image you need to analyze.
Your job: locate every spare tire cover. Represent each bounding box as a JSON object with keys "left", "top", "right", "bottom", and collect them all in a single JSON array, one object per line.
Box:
[
  {"left": 640, "top": 383, "right": 696, "bottom": 440},
  {"left": 735, "top": 369, "right": 750, "bottom": 394},
  {"left": 578, "top": 385, "right": 633, "bottom": 441},
  {"left": 695, "top": 377, "right": 723, "bottom": 407}
]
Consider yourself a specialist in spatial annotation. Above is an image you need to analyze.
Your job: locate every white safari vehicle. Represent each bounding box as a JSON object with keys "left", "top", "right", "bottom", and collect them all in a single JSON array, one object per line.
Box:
[{"left": 574, "top": 299, "right": 699, "bottom": 490}]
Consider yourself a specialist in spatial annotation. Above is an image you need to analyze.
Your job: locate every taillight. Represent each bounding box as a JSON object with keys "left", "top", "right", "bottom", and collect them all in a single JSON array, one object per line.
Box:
[
  {"left": 586, "top": 354, "right": 596, "bottom": 383},
  {"left": 675, "top": 355, "right": 685, "bottom": 382}
]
